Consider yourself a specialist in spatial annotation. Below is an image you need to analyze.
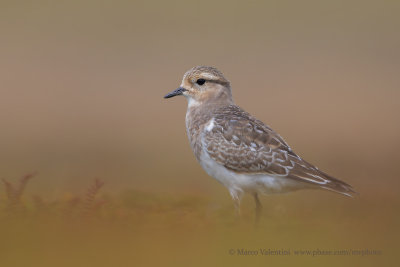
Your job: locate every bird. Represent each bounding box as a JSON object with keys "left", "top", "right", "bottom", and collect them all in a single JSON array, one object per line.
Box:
[{"left": 164, "top": 66, "right": 356, "bottom": 221}]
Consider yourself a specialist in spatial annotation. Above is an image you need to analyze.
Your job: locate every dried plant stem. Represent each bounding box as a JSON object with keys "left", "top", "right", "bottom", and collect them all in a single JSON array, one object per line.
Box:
[
  {"left": 84, "top": 178, "right": 104, "bottom": 216},
  {"left": 2, "top": 172, "right": 36, "bottom": 210}
]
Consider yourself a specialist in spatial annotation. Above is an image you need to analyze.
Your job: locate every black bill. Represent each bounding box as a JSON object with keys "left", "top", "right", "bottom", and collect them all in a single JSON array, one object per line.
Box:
[{"left": 164, "top": 87, "right": 187, "bottom": 99}]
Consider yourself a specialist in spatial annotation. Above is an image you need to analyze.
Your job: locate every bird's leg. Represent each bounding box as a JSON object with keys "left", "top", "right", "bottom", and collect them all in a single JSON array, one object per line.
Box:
[
  {"left": 233, "top": 198, "right": 241, "bottom": 218},
  {"left": 254, "top": 193, "right": 262, "bottom": 225},
  {"left": 230, "top": 189, "right": 243, "bottom": 218}
]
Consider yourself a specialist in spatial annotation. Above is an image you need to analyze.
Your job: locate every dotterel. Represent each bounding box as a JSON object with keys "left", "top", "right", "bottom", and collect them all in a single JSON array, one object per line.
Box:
[{"left": 164, "top": 66, "right": 355, "bottom": 220}]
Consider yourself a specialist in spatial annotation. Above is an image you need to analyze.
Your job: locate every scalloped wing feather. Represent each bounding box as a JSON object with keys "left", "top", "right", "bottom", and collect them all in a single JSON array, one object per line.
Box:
[{"left": 203, "top": 105, "right": 356, "bottom": 197}]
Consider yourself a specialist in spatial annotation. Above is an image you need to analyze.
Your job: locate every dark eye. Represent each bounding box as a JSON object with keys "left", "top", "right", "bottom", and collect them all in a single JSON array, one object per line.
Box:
[{"left": 196, "top": 79, "right": 206, "bottom": 85}]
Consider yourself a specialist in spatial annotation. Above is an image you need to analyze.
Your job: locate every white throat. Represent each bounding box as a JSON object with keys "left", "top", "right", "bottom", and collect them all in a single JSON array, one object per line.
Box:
[{"left": 186, "top": 96, "right": 201, "bottom": 109}]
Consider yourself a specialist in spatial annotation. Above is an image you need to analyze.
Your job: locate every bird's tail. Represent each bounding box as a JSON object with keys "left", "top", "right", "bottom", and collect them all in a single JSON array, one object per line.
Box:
[
  {"left": 288, "top": 158, "right": 357, "bottom": 197},
  {"left": 317, "top": 169, "right": 357, "bottom": 197}
]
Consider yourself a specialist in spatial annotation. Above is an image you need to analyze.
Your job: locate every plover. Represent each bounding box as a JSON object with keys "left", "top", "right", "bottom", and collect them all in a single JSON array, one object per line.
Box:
[{"left": 164, "top": 66, "right": 355, "bottom": 220}]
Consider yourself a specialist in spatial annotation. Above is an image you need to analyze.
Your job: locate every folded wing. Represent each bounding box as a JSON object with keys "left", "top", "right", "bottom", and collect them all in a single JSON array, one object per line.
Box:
[{"left": 203, "top": 105, "right": 356, "bottom": 197}]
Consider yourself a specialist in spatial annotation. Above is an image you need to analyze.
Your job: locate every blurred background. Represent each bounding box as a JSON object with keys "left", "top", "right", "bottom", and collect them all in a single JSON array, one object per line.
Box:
[{"left": 0, "top": 0, "right": 399, "bottom": 266}]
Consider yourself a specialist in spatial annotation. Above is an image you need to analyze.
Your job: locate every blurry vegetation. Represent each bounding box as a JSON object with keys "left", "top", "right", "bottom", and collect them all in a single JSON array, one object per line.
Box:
[
  {"left": 0, "top": 173, "right": 225, "bottom": 226},
  {"left": 0, "top": 173, "right": 398, "bottom": 267}
]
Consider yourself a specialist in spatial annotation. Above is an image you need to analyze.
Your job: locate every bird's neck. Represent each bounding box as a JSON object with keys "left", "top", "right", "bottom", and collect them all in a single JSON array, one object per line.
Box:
[
  {"left": 186, "top": 97, "right": 233, "bottom": 127},
  {"left": 186, "top": 89, "right": 234, "bottom": 116}
]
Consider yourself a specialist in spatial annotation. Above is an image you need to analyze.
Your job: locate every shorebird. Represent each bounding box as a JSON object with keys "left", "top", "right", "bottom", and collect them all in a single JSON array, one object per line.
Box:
[{"left": 164, "top": 66, "right": 355, "bottom": 221}]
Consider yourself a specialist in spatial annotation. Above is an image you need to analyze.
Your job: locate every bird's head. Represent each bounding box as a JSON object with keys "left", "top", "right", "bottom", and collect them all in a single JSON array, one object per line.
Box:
[{"left": 164, "top": 66, "right": 233, "bottom": 106}]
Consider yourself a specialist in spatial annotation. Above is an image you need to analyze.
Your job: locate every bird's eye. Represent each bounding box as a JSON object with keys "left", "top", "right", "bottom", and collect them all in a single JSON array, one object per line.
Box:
[{"left": 196, "top": 79, "right": 206, "bottom": 85}]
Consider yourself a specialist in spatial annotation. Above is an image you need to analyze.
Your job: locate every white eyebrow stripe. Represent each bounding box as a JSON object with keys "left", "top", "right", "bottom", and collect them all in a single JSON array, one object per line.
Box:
[{"left": 201, "top": 73, "right": 218, "bottom": 80}]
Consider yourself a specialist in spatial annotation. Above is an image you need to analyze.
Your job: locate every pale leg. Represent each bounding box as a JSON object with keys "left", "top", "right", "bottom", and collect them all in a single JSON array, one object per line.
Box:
[{"left": 230, "top": 188, "right": 243, "bottom": 217}]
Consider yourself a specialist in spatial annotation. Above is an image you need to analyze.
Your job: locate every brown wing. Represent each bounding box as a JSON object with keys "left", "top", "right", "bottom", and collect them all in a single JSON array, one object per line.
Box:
[{"left": 204, "top": 105, "right": 356, "bottom": 196}]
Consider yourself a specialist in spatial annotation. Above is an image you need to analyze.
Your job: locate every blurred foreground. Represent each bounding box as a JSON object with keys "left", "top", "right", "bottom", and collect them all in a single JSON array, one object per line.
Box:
[{"left": 0, "top": 173, "right": 398, "bottom": 267}]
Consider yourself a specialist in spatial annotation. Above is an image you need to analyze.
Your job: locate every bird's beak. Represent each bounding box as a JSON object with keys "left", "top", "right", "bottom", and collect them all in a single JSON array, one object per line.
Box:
[{"left": 164, "top": 87, "right": 187, "bottom": 99}]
